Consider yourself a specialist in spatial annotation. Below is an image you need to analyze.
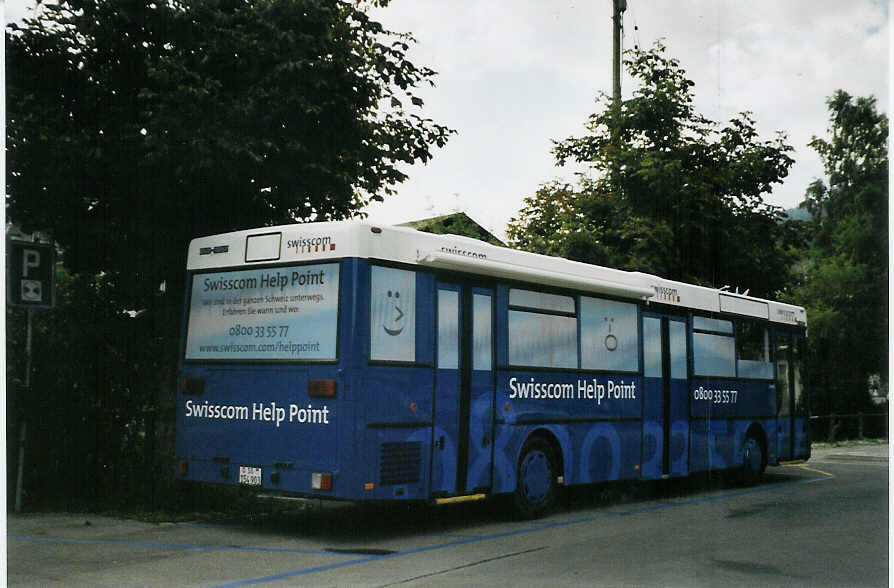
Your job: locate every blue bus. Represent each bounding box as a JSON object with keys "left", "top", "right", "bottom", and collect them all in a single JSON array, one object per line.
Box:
[{"left": 175, "top": 221, "right": 809, "bottom": 517}]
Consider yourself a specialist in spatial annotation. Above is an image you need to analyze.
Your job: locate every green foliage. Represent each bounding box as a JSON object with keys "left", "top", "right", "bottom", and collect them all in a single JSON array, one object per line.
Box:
[
  {"left": 507, "top": 182, "right": 673, "bottom": 274},
  {"left": 509, "top": 42, "right": 796, "bottom": 298},
  {"left": 7, "top": 0, "right": 453, "bottom": 308},
  {"left": 7, "top": 268, "right": 173, "bottom": 510},
  {"left": 787, "top": 91, "right": 888, "bottom": 414},
  {"left": 6, "top": 0, "right": 452, "bottom": 510}
]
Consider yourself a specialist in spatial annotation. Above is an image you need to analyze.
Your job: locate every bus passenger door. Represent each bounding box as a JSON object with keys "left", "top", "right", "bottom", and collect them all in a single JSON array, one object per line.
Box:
[
  {"left": 432, "top": 284, "right": 461, "bottom": 495},
  {"left": 465, "top": 287, "right": 495, "bottom": 493},
  {"left": 791, "top": 335, "right": 809, "bottom": 459},
  {"left": 775, "top": 332, "right": 808, "bottom": 461},
  {"left": 431, "top": 283, "right": 494, "bottom": 497},
  {"left": 642, "top": 314, "right": 689, "bottom": 478}
]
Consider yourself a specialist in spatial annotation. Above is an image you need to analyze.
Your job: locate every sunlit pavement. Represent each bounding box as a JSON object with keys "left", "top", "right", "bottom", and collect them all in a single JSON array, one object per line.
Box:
[
  {"left": 810, "top": 441, "right": 889, "bottom": 462},
  {"left": 7, "top": 444, "right": 888, "bottom": 587}
]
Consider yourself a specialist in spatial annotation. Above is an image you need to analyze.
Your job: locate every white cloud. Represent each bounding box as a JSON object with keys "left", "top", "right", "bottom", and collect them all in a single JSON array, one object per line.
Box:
[
  {"left": 6, "top": 0, "right": 888, "bottom": 240},
  {"left": 364, "top": 0, "right": 888, "bottom": 239}
]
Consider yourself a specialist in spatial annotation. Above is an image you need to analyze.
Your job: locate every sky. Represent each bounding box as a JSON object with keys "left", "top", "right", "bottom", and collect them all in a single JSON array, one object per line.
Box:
[
  {"left": 363, "top": 0, "right": 890, "bottom": 240},
  {"left": 5, "top": 1, "right": 889, "bottom": 241}
]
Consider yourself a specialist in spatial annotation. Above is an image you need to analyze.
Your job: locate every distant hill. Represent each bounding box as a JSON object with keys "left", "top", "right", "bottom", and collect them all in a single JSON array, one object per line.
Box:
[{"left": 783, "top": 207, "right": 812, "bottom": 222}]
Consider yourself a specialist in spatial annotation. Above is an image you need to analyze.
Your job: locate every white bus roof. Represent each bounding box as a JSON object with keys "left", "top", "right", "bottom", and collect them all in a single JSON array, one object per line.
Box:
[{"left": 187, "top": 220, "right": 806, "bottom": 326}]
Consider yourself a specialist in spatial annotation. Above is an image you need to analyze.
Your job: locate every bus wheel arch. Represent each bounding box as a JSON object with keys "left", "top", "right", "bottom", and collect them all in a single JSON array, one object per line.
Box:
[
  {"left": 513, "top": 431, "right": 563, "bottom": 519},
  {"left": 527, "top": 428, "right": 565, "bottom": 479}
]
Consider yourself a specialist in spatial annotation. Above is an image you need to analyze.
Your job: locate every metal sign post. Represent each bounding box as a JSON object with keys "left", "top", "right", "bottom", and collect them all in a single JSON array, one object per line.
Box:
[
  {"left": 8, "top": 238, "right": 56, "bottom": 513},
  {"left": 15, "top": 309, "right": 32, "bottom": 513}
]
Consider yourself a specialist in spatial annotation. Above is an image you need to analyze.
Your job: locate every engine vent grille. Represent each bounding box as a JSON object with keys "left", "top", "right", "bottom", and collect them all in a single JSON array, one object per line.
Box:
[{"left": 379, "top": 441, "right": 422, "bottom": 486}]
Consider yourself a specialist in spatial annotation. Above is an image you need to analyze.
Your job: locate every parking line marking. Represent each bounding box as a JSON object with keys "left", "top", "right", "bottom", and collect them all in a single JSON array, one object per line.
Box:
[
  {"left": 379, "top": 546, "right": 548, "bottom": 587},
  {"left": 212, "top": 556, "right": 378, "bottom": 588},
  {"left": 211, "top": 514, "right": 615, "bottom": 588},
  {"left": 209, "top": 475, "right": 832, "bottom": 587},
  {"left": 9, "top": 474, "right": 833, "bottom": 587},
  {"left": 790, "top": 464, "right": 835, "bottom": 477}
]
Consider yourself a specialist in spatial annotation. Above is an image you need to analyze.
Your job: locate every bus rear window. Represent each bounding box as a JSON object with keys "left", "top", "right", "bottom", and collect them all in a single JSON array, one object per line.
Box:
[{"left": 184, "top": 263, "right": 340, "bottom": 361}]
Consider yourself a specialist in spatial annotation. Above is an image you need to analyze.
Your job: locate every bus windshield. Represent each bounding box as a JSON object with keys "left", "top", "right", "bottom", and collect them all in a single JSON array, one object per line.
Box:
[{"left": 184, "top": 262, "right": 340, "bottom": 361}]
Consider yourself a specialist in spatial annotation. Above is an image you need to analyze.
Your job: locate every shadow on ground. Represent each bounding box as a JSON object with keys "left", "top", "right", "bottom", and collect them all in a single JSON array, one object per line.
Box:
[{"left": 182, "top": 469, "right": 803, "bottom": 549}]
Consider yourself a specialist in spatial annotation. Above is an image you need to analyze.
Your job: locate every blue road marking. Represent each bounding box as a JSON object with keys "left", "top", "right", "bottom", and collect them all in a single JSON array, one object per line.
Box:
[
  {"left": 212, "top": 556, "right": 378, "bottom": 588},
  {"left": 211, "top": 519, "right": 608, "bottom": 588},
  {"left": 9, "top": 473, "right": 834, "bottom": 587},
  {"left": 211, "top": 475, "right": 834, "bottom": 587}
]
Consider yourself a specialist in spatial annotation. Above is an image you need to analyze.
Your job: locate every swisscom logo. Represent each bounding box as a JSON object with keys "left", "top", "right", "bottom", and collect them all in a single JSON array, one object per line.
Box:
[
  {"left": 288, "top": 235, "right": 335, "bottom": 254},
  {"left": 653, "top": 285, "right": 680, "bottom": 303}
]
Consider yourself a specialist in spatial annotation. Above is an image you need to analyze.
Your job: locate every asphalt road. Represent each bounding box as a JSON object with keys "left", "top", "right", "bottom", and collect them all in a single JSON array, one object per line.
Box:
[{"left": 7, "top": 445, "right": 888, "bottom": 587}]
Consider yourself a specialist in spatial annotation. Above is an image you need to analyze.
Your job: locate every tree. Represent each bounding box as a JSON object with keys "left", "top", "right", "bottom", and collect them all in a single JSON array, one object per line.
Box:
[
  {"left": 7, "top": 268, "right": 166, "bottom": 509},
  {"left": 6, "top": 0, "right": 453, "bottom": 508},
  {"left": 8, "top": 0, "right": 452, "bottom": 309},
  {"left": 787, "top": 91, "right": 888, "bottom": 416},
  {"left": 508, "top": 42, "right": 796, "bottom": 299}
]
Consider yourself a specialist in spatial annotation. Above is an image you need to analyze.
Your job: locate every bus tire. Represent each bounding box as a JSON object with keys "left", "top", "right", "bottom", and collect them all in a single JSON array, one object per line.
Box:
[
  {"left": 513, "top": 436, "right": 559, "bottom": 519},
  {"left": 740, "top": 434, "right": 764, "bottom": 486}
]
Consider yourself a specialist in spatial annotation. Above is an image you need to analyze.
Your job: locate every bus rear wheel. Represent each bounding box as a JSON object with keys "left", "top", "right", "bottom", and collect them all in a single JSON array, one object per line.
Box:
[
  {"left": 739, "top": 435, "right": 764, "bottom": 486},
  {"left": 513, "top": 436, "right": 559, "bottom": 519}
]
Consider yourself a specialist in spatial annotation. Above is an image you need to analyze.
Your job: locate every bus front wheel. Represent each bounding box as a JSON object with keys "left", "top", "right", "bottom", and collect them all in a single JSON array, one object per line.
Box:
[{"left": 513, "top": 436, "right": 559, "bottom": 519}]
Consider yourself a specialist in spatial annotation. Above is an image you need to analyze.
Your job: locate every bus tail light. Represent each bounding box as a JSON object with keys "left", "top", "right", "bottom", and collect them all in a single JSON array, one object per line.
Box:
[
  {"left": 178, "top": 460, "right": 189, "bottom": 477},
  {"left": 308, "top": 379, "right": 337, "bottom": 398},
  {"left": 312, "top": 472, "right": 333, "bottom": 491}
]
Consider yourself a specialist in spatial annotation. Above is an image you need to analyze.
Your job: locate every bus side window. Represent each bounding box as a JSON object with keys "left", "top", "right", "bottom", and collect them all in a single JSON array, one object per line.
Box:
[
  {"left": 437, "top": 289, "right": 459, "bottom": 369},
  {"left": 692, "top": 317, "right": 735, "bottom": 377},
  {"left": 472, "top": 293, "right": 492, "bottom": 371},
  {"left": 580, "top": 297, "right": 638, "bottom": 372},
  {"left": 735, "top": 320, "right": 773, "bottom": 379},
  {"left": 507, "top": 288, "right": 577, "bottom": 369},
  {"left": 793, "top": 336, "right": 807, "bottom": 416},
  {"left": 776, "top": 334, "right": 792, "bottom": 416},
  {"left": 370, "top": 266, "right": 416, "bottom": 362},
  {"left": 643, "top": 317, "right": 662, "bottom": 377}
]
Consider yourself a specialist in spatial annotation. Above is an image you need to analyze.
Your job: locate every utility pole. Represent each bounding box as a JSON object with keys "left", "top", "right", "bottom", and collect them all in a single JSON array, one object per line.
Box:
[
  {"left": 611, "top": 0, "right": 627, "bottom": 193},
  {"left": 612, "top": 0, "right": 626, "bottom": 107}
]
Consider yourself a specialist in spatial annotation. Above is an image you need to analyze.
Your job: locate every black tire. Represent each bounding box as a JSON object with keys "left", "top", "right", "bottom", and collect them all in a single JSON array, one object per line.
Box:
[
  {"left": 513, "top": 436, "right": 560, "bottom": 519},
  {"left": 739, "top": 434, "right": 764, "bottom": 486}
]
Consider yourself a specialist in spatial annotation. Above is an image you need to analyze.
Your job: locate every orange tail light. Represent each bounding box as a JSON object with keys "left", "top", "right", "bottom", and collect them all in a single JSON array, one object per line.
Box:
[{"left": 308, "top": 379, "right": 337, "bottom": 398}]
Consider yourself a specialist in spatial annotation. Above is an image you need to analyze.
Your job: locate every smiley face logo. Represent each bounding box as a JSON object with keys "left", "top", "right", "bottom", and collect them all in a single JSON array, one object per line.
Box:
[
  {"left": 604, "top": 317, "right": 618, "bottom": 352},
  {"left": 383, "top": 289, "right": 405, "bottom": 336}
]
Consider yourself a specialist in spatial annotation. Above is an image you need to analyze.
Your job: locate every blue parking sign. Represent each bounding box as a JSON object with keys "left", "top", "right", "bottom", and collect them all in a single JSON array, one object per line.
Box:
[{"left": 7, "top": 240, "right": 55, "bottom": 308}]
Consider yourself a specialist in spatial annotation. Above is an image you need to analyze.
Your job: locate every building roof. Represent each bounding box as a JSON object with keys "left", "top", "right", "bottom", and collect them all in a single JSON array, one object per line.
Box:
[{"left": 397, "top": 212, "right": 505, "bottom": 246}]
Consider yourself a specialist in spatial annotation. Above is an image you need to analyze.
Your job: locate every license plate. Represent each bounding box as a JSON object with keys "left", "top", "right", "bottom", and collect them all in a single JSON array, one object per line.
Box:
[{"left": 238, "top": 466, "right": 262, "bottom": 486}]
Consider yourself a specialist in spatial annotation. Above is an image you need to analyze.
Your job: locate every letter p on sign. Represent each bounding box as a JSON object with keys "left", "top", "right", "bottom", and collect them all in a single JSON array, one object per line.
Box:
[{"left": 23, "top": 249, "right": 40, "bottom": 277}]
